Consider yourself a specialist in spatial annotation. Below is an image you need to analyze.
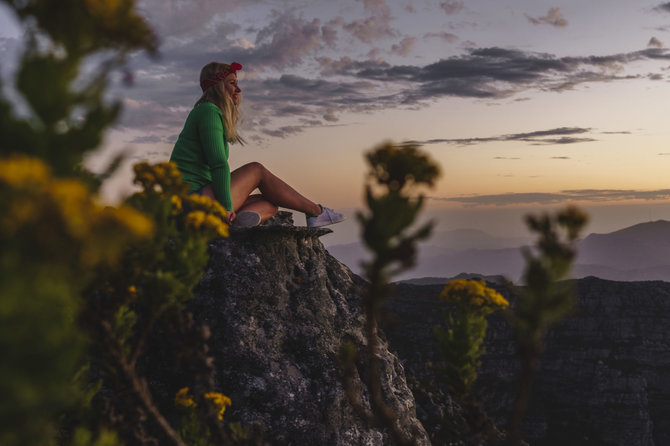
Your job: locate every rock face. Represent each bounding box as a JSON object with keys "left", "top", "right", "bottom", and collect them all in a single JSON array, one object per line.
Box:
[
  {"left": 383, "top": 277, "right": 670, "bottom": 446},
  {"left": 190, "top": 221, "right": 430, "bottom": 445}
]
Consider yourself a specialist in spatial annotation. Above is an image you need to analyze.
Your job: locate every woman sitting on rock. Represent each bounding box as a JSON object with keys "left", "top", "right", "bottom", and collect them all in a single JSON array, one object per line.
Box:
[{"left": 170, "top": 61, "right": 345, "bottom": 228}]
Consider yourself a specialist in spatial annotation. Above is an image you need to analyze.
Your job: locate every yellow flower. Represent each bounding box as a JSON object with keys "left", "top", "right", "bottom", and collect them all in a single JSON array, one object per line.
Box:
[
  {"left": 167, "top": 162, "right": 182, "bottom": 180},
  {"left": 440, "top": 279, "right": 508, "bottom": 313},
  {"left": 204, "top": 214, "right": 229, "bottom": 238},
  {"left": 170, "top": 195, "right": 183, "bottom": 216},
  {"left": 50, "top": 179, "right": 93, "bottom": 238},
  {"left": 132, "top": 161, "right": 190, "bottom": 196},
  {"left": 204, "top": 392, "right": 232, "bottom": 420},
  {"left": 174, "top": 387, "right": 196, "bottom": 408},
  {"left": 184, "top": 210, "right": 206, "bottom": 229},
  {"left": 174, "top": 388, "right": 232, "bottom": 420},
  {"left": 183, "top": 193, "right": 228, "bottom": 219},
  {"left": 0, "top": 155, "right": 50, "bottom": 187}
]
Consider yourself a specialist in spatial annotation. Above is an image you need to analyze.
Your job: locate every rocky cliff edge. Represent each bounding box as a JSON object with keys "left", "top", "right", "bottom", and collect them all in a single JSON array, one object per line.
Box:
[{"left": 189, "top": 218, "right": 430, "bottom": 445}]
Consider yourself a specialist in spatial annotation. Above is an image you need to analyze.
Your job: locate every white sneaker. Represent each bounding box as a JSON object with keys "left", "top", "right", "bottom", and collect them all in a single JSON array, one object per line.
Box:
[
  {"left": 306, "top": 206, "right": 345, "bottom": 228},
  {"left": 232, "top": 210, "right": 261, "bottom": 228}
]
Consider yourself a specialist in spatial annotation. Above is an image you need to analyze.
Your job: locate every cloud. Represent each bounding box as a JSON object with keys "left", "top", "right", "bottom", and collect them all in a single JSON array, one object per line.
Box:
[
  {"left": 654, "top": 2, "right": 670, "bottom": 13},
  {"left": 109, "top": 5, "right": 670, "bottom": 145},
  {"left": 137, "top": 0, "right": 243, "bottom": 38},
  {"left": 360, "top": 0, "right": 391, "bottom": 16},
  {"left": 494, "top": 157, "right": 521, "bottom": 160},
  {"left": 253, "top": 12, "right": 324, "bottom": 68},
  {"left": 351, "top": 47, "right": 670, "bottom": 100},
  {"left": 526, "top": 7, "right": 568, "bottom": 28},
  {"left": 114, "top": 40, "right": 667, "bottom": 144},
  {"left": 126, "top": 135, "right": 167, "bottom": 144},
  {"left": 237, "top": 74, "right": 385, "bottom": 135},
  {"left": 262, "top": 125, "right": 305, "bottom": 138},
  {"left": 316, "top": 56, "right": 390, "bottom": 76},
  {"left": 232, "top": 38, "right": 255, "bottom": 50},
  {"left": 440, "top": 1, "right": 464, "bottom": 15},
  {"left": 321, "top": 17, "right": 343, "bottom": 48},
  {"left": 390, "top": 37, "right": 417, "bottom": 56},
  {"left": 344, "top": 0, "right": 394, "bottom": 43},
  {"left": 424, "top": 32, "right": 459, "bottom": 43},
  {"left": 344, "top": 16, "right": 395, "bottom": 43},
  {"left": 109, "top": 10, "right": 352, "bottom": 134},
  {"left": 648, "top": 37, "right": 664, "bottom": 48},
  {"left": 551, "top": 156, "right": 570, "bottom": 159},
  {"left": 323, "top": 111, "right": 339, "bottom": 122},
  {"left": 432, "top": 189, "right": 670, "bottom": 206},
  {"left": 403, "top": 127, "right": 597, "bottom": 147},
  {"left": 137, "top": 11, "right": 336, "bottom": 78}
]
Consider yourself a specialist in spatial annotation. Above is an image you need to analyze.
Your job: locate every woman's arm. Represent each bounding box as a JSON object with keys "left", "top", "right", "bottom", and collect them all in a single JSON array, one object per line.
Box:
[{"left": 197, "top": 106, "right": 233, "bottom": 211}]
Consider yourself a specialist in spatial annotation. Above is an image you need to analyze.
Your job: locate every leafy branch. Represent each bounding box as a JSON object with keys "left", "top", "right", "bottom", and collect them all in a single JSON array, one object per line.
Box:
[
  {"left": 341, "top": 143, "right": 439, "bottom": 445},
  {"left": 505, "top": 206, "right": 588, "bottom": 445}
]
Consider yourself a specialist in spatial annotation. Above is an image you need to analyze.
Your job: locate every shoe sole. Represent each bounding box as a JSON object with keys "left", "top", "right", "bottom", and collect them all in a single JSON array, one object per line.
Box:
[
  {"left": 308, "top": 216, "right": 346, "bottom": 228},
  {"left": 232, "top": 211, "right": 262, "bottom": 228}
]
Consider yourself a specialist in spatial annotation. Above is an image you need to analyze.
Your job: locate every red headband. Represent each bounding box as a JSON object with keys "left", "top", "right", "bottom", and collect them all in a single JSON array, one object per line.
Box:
[{"left": 200, "top": 62, "right": 243, "bottom": 92}]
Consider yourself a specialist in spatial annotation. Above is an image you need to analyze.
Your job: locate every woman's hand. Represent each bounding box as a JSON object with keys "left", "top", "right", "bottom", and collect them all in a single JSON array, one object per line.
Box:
[{"left": 225, "top": 210, "right": 236, "bottom": 224}]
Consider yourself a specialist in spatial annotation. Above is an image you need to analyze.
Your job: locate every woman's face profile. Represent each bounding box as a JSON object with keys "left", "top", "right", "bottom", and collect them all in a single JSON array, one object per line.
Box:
[{"left": 224, "top": 73, "right": 241, "bottom": 105}]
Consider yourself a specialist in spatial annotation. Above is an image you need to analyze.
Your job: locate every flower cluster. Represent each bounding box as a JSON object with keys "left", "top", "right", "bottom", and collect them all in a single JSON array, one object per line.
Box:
[
  {"left": 440, "top": 279, "right": 509, "bottom": 314},
  {"left": 182, "top": 193, "right": 228, "bottom": 219},
  {"left": 204, "top": 392, "right": 232, "bottom": 420},
  {"left": 175, "top": 387, "right": 232, "bottom": 420},
  {"left": 174, "top": 387, "right": 196, "bottom": 409},
  {"left": 0, "top": 155, "right": 50, "bottom": 187},
  {"left": 182, "top": 193, "right": 229, "bottom": 237},
  {"left": 1, "top": 155, "right": 153, "bottom": 266},
  {"left": 183, "top": 210, "right": 229, "bottom": 238},
  {"left": 133, "top": 161, "right": 189, "bottom": 196},
  {"left": 131, "top": 161, "right": 229, "bottom": 238}
]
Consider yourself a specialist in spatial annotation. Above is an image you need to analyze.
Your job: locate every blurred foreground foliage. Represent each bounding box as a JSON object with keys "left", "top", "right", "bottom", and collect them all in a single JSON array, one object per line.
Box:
[
  {"left": 0, "top": 154, "right": 152, "bottom": 445},
  {"left": 1, "top": 0, "right": 589, "bottom": 444},
  {"left": 0, "top": 0, "right": 157, "bottom": 176},
  {"left": 341, "top": 142, "right": 440, "bottom": 445},
  {"left": 504, "top": 206, "right": 588, "bottom": 445},
  {"left": 0, "top": 1, "right": 255, "bottom": 445},
  {"left": 349, "top": 144, "right": 587, "bottom": 445}
]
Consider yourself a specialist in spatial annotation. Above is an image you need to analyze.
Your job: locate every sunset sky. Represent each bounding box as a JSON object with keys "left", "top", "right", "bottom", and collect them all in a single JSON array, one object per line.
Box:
[{"left": 3, "top": 0, "right": 670, "bottom": 244}]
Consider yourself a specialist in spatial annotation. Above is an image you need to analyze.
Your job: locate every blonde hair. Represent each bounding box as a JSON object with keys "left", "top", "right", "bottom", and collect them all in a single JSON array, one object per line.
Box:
[{"left": 195, "top": 62, "right": 243, "bottom": 144}]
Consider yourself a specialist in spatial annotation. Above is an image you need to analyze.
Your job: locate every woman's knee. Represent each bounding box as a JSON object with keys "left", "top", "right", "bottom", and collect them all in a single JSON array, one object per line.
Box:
[
  {"left": 231, "top": 162, "right": 267, "bottom": 191},
  {"left": 240, "top": 161, "right": 265, "bottom": 175}
]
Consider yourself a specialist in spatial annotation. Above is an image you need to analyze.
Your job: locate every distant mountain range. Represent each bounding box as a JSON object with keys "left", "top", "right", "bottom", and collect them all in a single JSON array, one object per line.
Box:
[{"left": 327, "top": 220, "right": 670, "bottom": 282}]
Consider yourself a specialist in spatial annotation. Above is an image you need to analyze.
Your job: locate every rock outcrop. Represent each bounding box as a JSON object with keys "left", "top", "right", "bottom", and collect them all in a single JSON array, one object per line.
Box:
[
  {"left": 383, "top": 277, "right": 670, "bottom": 446},
  {"left": 189, "top": 218, "right": 430, "bottom": 445}
]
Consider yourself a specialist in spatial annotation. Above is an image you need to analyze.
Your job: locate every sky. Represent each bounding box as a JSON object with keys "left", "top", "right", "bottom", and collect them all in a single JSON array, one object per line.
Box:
[{"left": 3, "top": 0, "right": 670, "bottom": 245}]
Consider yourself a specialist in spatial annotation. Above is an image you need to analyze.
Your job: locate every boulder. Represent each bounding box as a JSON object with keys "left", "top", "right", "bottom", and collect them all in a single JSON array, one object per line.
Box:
[{"left": 190, "top": 219, "right": 430, "bottom": 445}]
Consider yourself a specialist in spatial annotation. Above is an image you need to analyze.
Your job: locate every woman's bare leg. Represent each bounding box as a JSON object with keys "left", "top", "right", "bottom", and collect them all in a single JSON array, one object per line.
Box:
[
  {"left": 237, "top": 194, "right": 278, "bottom": 222},
  {"left": 229, "top": 162, "right": 321, "bottom": 215}
]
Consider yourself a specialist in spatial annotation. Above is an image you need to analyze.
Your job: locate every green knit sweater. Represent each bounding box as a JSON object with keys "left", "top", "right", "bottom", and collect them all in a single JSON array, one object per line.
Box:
[{"left": 169, "top": 102, "right": 233, "bottom": 210}]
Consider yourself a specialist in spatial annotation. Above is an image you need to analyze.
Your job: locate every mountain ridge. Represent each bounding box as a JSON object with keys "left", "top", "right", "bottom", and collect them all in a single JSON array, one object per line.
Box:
[{"left": 328, "top": 219, "right": 670, "bottom": 282}]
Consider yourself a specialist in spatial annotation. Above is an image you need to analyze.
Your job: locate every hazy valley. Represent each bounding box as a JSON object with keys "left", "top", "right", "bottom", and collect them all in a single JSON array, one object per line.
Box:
[{"left": 327, "top": 220, "right": 670, "bottom": 283}]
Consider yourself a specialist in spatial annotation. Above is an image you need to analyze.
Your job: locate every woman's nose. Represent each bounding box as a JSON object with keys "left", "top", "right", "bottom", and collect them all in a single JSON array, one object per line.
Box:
[{"left": 235, "top": 85, "right": 241, "bottom": 93}]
